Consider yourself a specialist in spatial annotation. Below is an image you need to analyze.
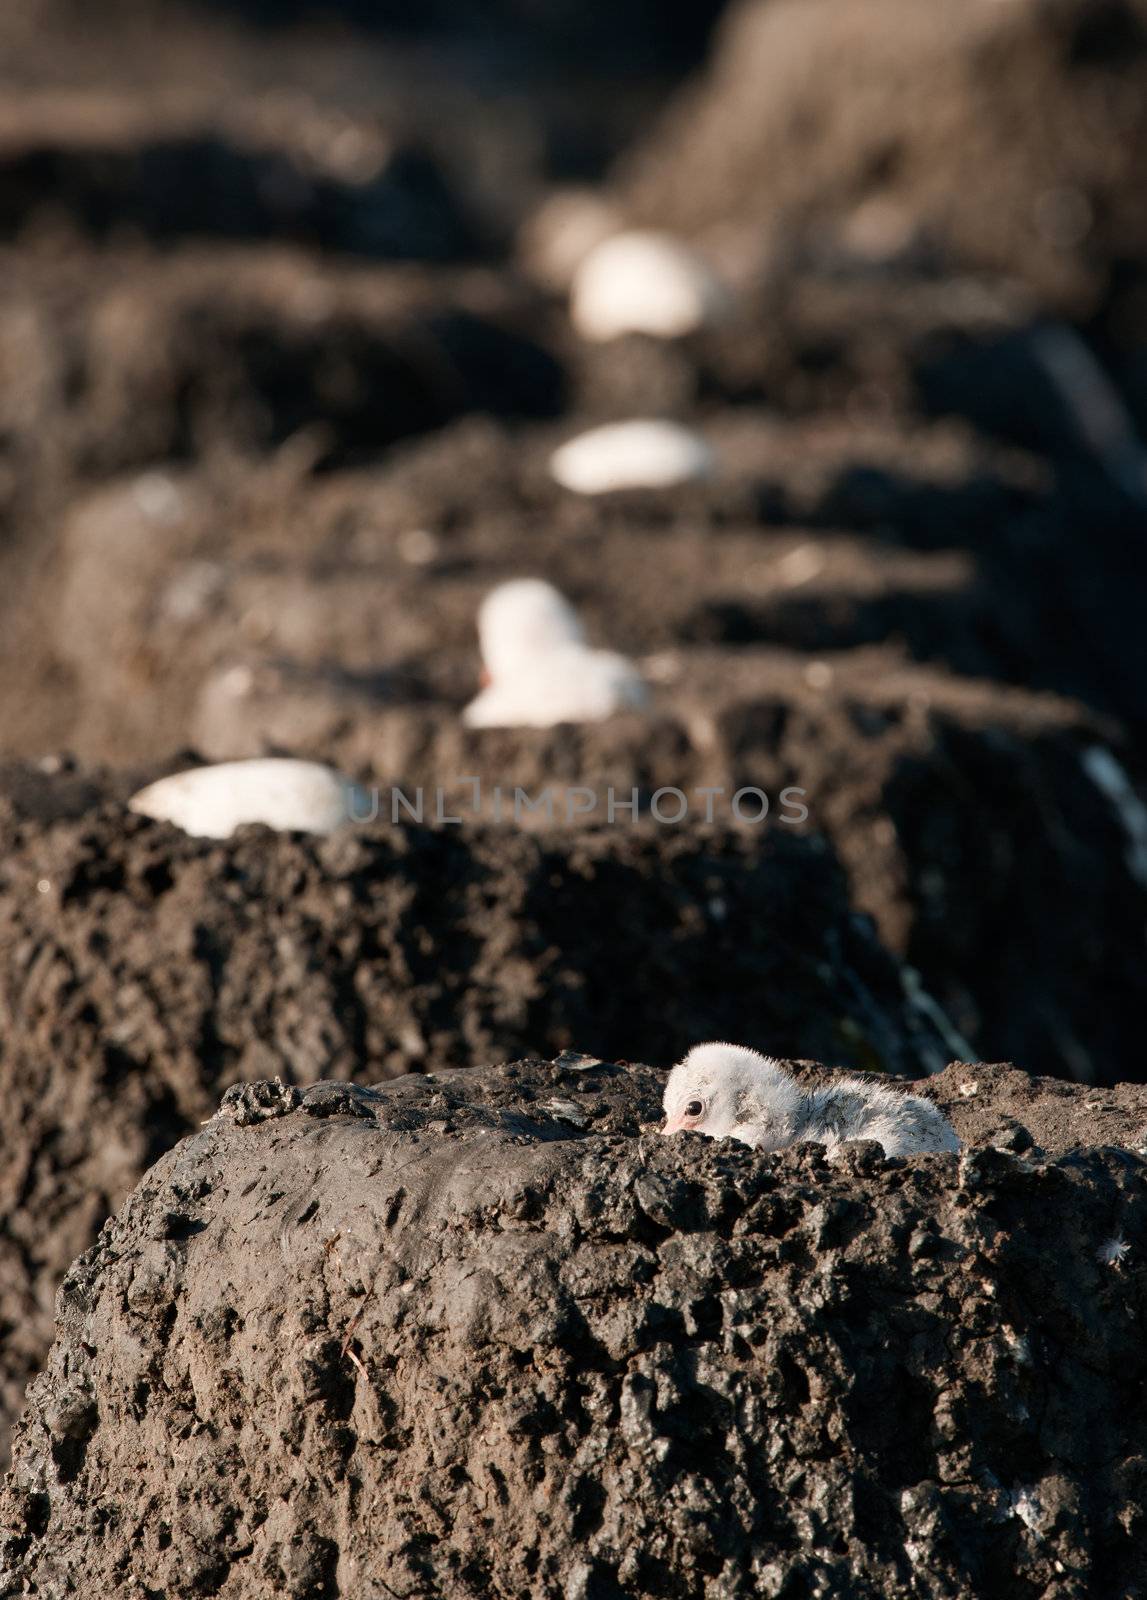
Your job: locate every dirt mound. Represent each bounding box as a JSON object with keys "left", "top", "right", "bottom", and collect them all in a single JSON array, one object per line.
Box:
[
  {"left": 0, "top": 250, "right": 563, "bottom": 480},
  {"left": 3, "top": 409, "right": 1142, "bottom": 1093},
  {"left": 19, "top": 410, "right": 1135, "bottom": 763},
  {"left": 622, "top": 0, "right": 1147, "bottom": 315},
  {"left": 172, "top": 640, "right": 1147, "bottom": 1094},
  {"left": 0, "top": 92, "right": 480, "bottom": 260},
  {"left": 0, "top": 773, "right": 947, "bottom": 1468},
  {"left": 0, "top": 0, "right": 1142, "bottom": 1585},
  {"left": 3, "top": 1057, "right": 1145, "bottom": 1597}
]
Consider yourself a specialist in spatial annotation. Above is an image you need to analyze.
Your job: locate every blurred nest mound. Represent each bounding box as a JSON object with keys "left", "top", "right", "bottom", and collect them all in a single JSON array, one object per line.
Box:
[{"left": 621, "top": 0, "right": 1147, "bottom": 316}]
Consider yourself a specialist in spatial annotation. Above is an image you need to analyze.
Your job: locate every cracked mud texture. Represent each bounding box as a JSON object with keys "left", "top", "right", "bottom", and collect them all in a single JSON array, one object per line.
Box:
[
  {"left": 2, "top": 1058, "right": 1146, "bottom": 1598},
  {"left": 0, "top": 769, "right": 949, "bottom": 1471}
]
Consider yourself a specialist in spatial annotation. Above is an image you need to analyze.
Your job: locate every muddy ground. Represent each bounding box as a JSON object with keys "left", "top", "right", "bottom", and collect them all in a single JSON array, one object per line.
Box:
[
  {"left": 0, "top": 0, "right": 1146, "bottom": 1586},
  {"left": 1, "top": 789, "right": 957, "bottom": 1470},
  {"left": 3, "top": 1058, "right": 1146, "bottom": 1597}
]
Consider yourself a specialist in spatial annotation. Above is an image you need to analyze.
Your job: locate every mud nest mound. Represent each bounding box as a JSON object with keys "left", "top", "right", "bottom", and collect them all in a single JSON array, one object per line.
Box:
[
  {"left": 622, "top": 0, "right": 1147, "bottom": 315},
  {"left": 3, "top": 1058, "right": 1146, "bottom": 1597},
  {"left": 0, "top": 771, "right": 953, "bottom": 1471}
]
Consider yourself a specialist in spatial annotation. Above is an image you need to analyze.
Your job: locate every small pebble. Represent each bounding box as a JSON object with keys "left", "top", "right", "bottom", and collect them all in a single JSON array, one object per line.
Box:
[
  {"left": 989, "top": 1124, "right": 1033, "bottom": 1154},
  {"left": 777, "top": 544, "right": 827, "bottom": 588},
  {"left": 547, "top": 1099, "right": 590, "bottom": 1128},
  {"left": 132, "top": 471, "right": 184, "bottom": 523},
  {"left": 553, "top": 1051, "right": 603, "bottom": 1072},
  {"left": 398, "top": 528, "right": 439, "bottom": 566},
  {"left": 162, "top": 561, "right": 226, "bottom": 623}
]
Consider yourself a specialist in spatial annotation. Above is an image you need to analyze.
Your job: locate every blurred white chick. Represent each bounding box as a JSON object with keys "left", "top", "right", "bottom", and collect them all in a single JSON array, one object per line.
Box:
[
  {"left": 128, "top": 758, "right": 365, "bottom": 840},
  {"left": 462, "top": 579, "right": 647, "bottom": 729},
  {"left": 570, "top": 230, "right": 731, "bottom": 341}
]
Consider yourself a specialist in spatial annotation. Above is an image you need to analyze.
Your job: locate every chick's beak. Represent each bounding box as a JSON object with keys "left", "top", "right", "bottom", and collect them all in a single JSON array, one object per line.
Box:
[
  {"left": 479, "top": 667, "right": 492, "bottom": 688},
  {"left": 662, "top": 1112, "right": 688, "bottom": 1136}
]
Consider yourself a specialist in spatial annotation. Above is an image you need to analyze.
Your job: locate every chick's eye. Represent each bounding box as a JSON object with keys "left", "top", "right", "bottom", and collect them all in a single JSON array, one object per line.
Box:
[{"left": 685, "top": 1099, "right": 704, "bottom": 1118}]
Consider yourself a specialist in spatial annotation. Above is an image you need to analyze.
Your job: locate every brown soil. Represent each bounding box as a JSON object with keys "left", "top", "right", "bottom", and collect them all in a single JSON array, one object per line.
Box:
[
  {"left": 8, "top": 403, "right": 1140, "bottom": 1091},
  {"left": 0, "top": 781, "right": 946, "bottom": 1470},
  {"left": 620, "top": 0, "right": 1147, "bottom": 317},
  {"left": 0, "top": 0, "right": 1146, "bottom": 1581},
  {"left": 3, "top": 1058, "right": 1145, "bottom": 1597}
]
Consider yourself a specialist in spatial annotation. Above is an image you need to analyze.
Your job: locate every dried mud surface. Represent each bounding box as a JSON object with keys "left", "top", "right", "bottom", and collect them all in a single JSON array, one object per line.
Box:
[{"left": 3, "top": 1058, "right": 1146, "bottom": 1598}]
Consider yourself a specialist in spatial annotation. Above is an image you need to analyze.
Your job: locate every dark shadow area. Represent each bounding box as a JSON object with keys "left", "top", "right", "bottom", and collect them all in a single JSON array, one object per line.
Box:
[{"left": 0, "top": 136, "right": 480, "bottom": 260}]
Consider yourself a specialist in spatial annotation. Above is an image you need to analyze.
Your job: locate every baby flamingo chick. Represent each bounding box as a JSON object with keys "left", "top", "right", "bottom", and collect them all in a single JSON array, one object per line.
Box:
[{"left": 662, "top": 1042, "right": 960, "bottom": 1158}]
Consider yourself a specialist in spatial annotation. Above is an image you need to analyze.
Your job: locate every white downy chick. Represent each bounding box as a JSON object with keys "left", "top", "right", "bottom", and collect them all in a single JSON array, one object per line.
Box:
[
  {"left": 549, "top": 420, "right": 714, "bottom": 494},
  {"left": 662, "top": 1042, "right": 960, "bottom": 1158},
  {"left": 128, "top": 758, "right": 365, "bottom": 840},
  {"left": 462, "top": 579, "right": 647, "bottom": 729},
  {"left": 570, "top": 230, "right": 731, "bottom": 341}
]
